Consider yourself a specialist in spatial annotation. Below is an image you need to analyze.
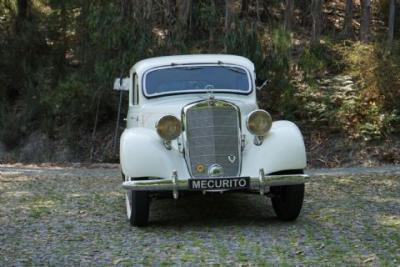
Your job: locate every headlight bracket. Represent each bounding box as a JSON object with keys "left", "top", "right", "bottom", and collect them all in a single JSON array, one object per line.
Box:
[
  {"left": 253, "top": 136, "right": 264, "bottom": 146},
  {"left": 163, "top": 140, "right": 172, "bottom": 150}
]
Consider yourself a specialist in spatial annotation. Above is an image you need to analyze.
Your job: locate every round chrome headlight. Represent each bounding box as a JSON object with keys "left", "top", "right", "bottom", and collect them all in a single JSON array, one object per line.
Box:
[
  {"left": 246, "top": 110, "right": 272, "bottom": 136},
  {"left": 156, "top": 115, "right": 182, "bottom": 141}
]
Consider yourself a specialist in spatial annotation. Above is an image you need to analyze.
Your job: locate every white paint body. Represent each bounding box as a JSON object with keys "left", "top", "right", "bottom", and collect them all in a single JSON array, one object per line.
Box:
[{"left": 119, "top": 55, "right": 306, "bottom": 179}]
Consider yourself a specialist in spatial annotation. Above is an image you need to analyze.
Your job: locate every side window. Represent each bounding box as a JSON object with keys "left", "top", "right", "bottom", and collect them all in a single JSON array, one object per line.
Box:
[{"left": 133, "top": 74, "right": 139, "bottom": 105}]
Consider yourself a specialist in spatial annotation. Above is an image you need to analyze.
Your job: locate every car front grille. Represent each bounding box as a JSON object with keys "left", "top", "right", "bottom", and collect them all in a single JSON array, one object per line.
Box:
[{"left": 184, "top": 100, "right": 241, "bottom": 178}]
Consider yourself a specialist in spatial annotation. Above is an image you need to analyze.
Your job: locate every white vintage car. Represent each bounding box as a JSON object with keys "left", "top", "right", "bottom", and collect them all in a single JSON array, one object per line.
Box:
[{"left": 115, "top": 54, "right": 308, "bottom": 226}]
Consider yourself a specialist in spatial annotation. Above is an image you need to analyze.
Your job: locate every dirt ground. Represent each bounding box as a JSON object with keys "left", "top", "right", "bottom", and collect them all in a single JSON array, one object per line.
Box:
[{"left": 0, "top": 165, "right": 400, "bottom": 265}]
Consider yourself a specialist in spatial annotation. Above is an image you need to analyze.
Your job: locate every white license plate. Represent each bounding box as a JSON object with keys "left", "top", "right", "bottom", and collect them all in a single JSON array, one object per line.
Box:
[{"left": 189, "top": 177, "right": 250, "bottom": 190}]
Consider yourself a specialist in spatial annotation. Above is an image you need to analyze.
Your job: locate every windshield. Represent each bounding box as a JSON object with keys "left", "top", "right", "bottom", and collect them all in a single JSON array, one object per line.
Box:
[{"left": 144, "top": 65, "right": 251, "bottom": 97}]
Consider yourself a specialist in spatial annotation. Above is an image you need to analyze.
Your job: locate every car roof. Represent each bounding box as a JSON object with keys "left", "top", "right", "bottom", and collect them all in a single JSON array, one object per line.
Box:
[{"left": 131, "top": 54, "right": 255, "bottom": 75}]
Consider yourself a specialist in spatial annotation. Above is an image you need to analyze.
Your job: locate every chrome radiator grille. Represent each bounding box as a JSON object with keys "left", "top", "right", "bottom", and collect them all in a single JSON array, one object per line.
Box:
[{"left": 184, "top": 100, "right": 241, "bottom": 178}]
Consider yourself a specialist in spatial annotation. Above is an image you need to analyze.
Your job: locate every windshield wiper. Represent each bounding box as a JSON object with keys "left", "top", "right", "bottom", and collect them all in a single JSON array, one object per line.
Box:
[
  {"left": 219, "top": 65, "right": 246, "bottom": 74},
  {"left": 179, "top": 67, "right": 205, "bottom": 70}
]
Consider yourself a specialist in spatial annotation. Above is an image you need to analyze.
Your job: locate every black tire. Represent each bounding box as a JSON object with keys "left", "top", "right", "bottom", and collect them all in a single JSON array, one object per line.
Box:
[
  {"left": 270, "top": 184, "right": 304, "bottom": 221},
  {"left": 128, "top": 190, "right": 149, "bottom": 226}
]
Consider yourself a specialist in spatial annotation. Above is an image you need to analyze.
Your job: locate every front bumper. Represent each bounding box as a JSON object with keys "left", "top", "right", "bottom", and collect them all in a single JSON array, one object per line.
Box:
[{"left": 122, "top": 169, "right": 308, "bottom": 199}]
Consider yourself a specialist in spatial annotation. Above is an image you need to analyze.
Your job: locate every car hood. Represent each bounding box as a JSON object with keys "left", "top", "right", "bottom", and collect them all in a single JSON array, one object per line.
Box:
[{"left": 137, "top": 94, "right": 258, "bottom": 128}]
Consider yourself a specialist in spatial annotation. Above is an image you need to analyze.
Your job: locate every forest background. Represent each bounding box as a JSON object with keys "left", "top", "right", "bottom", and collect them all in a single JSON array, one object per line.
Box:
[{"left": 0, "top": 0, "right": 399, "bottom": 167}]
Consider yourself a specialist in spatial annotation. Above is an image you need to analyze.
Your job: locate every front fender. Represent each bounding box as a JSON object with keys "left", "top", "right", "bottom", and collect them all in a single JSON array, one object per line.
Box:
[
  {"left": 241, "top": 120, "right": 307, "bottom": 177},
  {"left": 120, "top": 128, "right": 189, "bottom": 179}
]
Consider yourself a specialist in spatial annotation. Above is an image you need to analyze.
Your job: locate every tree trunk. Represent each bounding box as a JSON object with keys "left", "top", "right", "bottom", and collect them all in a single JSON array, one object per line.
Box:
[
  {"left": 240, "top": 0, "right": 249, "bottom": 17},
  {"left": 145, "top": 0, "right": 153, "bottom": 21},
  {"left": 126, "top": 0, "right": 152, "bottom": 22},
  {"left": 311, "top": 0, "right": 322, "bottom": 45},
  {"left": 360, "top": 0, "right": 371, "bottom": 42},
  {"left": 121, "top": 0, "right": 135, "bottom": 19},
  {"left": 59, "top": 1, "right": 67, "bottom": 74},
  {"left": 162, "top": 0, "right": 173, "bottom": 27},
  {"left": 255, "top": 0, "right": 261, "bottom": 21},
  {"left": 341, "top": 0, "right": 353, "bottom": 37},
  {"left": 16, "top": 0, "right": 28, "bottom": 33},
  {"left": 209, "top": 0, "right": 216, "bottom": 47},
  {"left": 17, "top": 0, "right": 28, "bottom": 19},
  {"left": 176, "top": 0, "right": 191, "bottom": 39},
  {"left": 176, "top": 0, "right": 191, "bottom": 27},
  {"left": 388, "top": 0, "right": 396, "bottom": 44},
  {"left": 284, "top": 0, "right": 294, "bottom": 31},
  {"left": 225, "top": 0, "right": 236, "bottom": 33},
  {"left": 261, "top": 0, "right": 274, "bottom": 23}
]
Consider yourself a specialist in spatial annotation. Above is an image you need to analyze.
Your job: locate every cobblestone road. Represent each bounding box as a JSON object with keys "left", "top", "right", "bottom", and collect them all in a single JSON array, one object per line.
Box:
[{"left": 1, "top": 165, "right": 399, "bottom": 265}]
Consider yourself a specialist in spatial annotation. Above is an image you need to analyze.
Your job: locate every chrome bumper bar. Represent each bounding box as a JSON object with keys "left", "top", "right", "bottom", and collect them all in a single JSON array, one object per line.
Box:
[{"left": 122, "top": 169, "right": 308, "bottom": 199}]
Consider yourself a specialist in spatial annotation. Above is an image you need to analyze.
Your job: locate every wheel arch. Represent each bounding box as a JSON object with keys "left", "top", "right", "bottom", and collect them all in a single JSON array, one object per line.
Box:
[{"left": 241, "top": 120, "right": 307, "bottom": 177}]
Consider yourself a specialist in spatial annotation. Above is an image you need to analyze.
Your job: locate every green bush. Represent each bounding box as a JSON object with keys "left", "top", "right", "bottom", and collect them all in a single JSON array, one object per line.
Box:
[
  {"left": 334, "top": 42, "right": 400, "bottom": 140},
  {"left": 225, "top": 21, "right": 263, "bottom": 69},
  {"left": 259, "top": 28, "right": 296, "bottom": 119}
]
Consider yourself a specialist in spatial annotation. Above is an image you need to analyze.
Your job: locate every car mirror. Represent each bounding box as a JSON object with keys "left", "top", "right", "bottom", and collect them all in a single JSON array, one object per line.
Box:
[
  {"left": 113, "top": 77, "right": 130, "bottom": 91},
  {"left": 256, "top": 79, "right": 270, "bottom": 91}
]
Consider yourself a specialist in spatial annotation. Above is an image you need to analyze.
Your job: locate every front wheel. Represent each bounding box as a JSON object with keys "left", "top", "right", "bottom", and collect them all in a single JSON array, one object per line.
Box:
[
  {"left": 126, "top": 190, "right": 149, "bottom": 226},
  {"left": 270, "top": 184, "right": 304, "bottom": 221}
]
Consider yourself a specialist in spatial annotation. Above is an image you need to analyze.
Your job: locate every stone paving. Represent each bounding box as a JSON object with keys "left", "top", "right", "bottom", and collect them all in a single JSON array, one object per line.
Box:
[{"left": 0, "top": 165, "right": 399, "bottom": 265}]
